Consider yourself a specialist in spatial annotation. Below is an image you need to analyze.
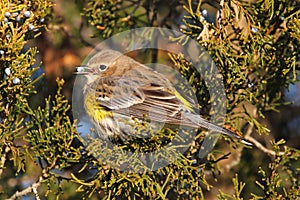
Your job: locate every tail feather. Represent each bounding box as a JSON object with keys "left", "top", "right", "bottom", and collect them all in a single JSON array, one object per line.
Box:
[{"left": 184, "top": 113, "right": 252, "bottom": 146}]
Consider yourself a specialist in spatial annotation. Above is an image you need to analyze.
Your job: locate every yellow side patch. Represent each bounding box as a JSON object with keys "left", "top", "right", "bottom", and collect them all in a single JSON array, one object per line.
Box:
[{"left": 84, "top": 92, "right": 112, "bottom": 121}]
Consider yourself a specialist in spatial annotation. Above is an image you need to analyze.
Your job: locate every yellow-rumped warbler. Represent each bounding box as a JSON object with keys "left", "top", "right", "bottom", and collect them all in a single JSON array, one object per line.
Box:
[{"left": 77, "top": 49, "right": 251, "bottom": 145}]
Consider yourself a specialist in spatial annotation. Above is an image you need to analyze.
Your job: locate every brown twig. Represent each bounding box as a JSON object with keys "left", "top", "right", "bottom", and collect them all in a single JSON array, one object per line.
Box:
[
  {"left": 245, "top": 135, "right": 285, "bottom": 157},
  {"left": 0, "top": 146, "right": 10, "bottom": 177},
  {"left": 7, "top": 169, "right": 47, "bottom": 200}
]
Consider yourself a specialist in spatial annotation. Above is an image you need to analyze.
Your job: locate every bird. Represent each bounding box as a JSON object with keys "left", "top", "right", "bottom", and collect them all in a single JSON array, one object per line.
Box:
[{"left": 76, "top": 49, "right": 252, "bottom": 146}]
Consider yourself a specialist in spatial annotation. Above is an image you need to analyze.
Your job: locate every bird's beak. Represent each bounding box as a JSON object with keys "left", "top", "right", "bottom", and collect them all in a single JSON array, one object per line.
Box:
[
  {"left": 74, "top": 65, "right": 92, "bottom": 75},
  {"left": 74, "top": 65, "right": 99, "bottom": 87}
]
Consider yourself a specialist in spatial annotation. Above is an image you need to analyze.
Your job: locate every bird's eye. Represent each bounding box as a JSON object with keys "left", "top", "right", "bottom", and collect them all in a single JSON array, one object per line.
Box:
[{"left": 99, "top": 64, "right": 107, "bottom": 71}]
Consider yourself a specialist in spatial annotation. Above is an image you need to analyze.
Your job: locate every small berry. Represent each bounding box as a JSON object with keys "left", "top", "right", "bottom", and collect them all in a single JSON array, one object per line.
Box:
[
  {"left": 40, "top": 18, "right": 45, "bottom": 23},
  {"left": 251, "top": 27, "right": 258, "bottom": 33},
  {"left": 16, "top": 17, "right": 21, "bottom": 22},
  {"left": 28, "top": 24, "right": 35, "bottom": 30},
  {"left": 5, "top": 12, "right": 11, "bottom": 18},
  {"left": 23, "top": 11, "right": 31, "bottom": 18},
  {"left": 3, "top": 18, "right": 9, "bottom": 24},
  {"left": 4, "top": 68, "right": 11, "bottom": 76},
  {"left": 0, "top": 50, "right": 5, "bottom": 55},
  {"left": 201, "top": 10, "right": 208, "bottom": 17},
  {"left": 13, "top": 77, "right": 20, "bottom": 84},
  {"left": 280, "top": 16, "right": 285, "bottom": 21}
]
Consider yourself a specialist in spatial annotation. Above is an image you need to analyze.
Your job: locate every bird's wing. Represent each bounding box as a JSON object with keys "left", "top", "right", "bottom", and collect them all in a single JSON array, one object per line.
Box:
[
  {"left": 124, "top": 83, "right": 183, "bottom": 121},
  {"left": 91, "top": 74, "right": 184, "bottom": 122}
]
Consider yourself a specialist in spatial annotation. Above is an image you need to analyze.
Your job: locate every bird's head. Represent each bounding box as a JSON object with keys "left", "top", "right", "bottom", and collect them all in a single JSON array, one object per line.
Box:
[{"left": 76, "top": 49, "right": 124, "bottom": 80}]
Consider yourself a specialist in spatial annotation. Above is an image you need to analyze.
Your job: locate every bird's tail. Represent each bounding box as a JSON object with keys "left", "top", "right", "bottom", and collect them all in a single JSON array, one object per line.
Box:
[{"left": 183, "top": 112, "right": 252, "bottom": 146}]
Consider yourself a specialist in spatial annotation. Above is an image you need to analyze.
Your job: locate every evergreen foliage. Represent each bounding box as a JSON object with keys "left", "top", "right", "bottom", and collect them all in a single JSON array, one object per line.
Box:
[{"left": 0, "top": 0, "right": 299, "bottom": 199}]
